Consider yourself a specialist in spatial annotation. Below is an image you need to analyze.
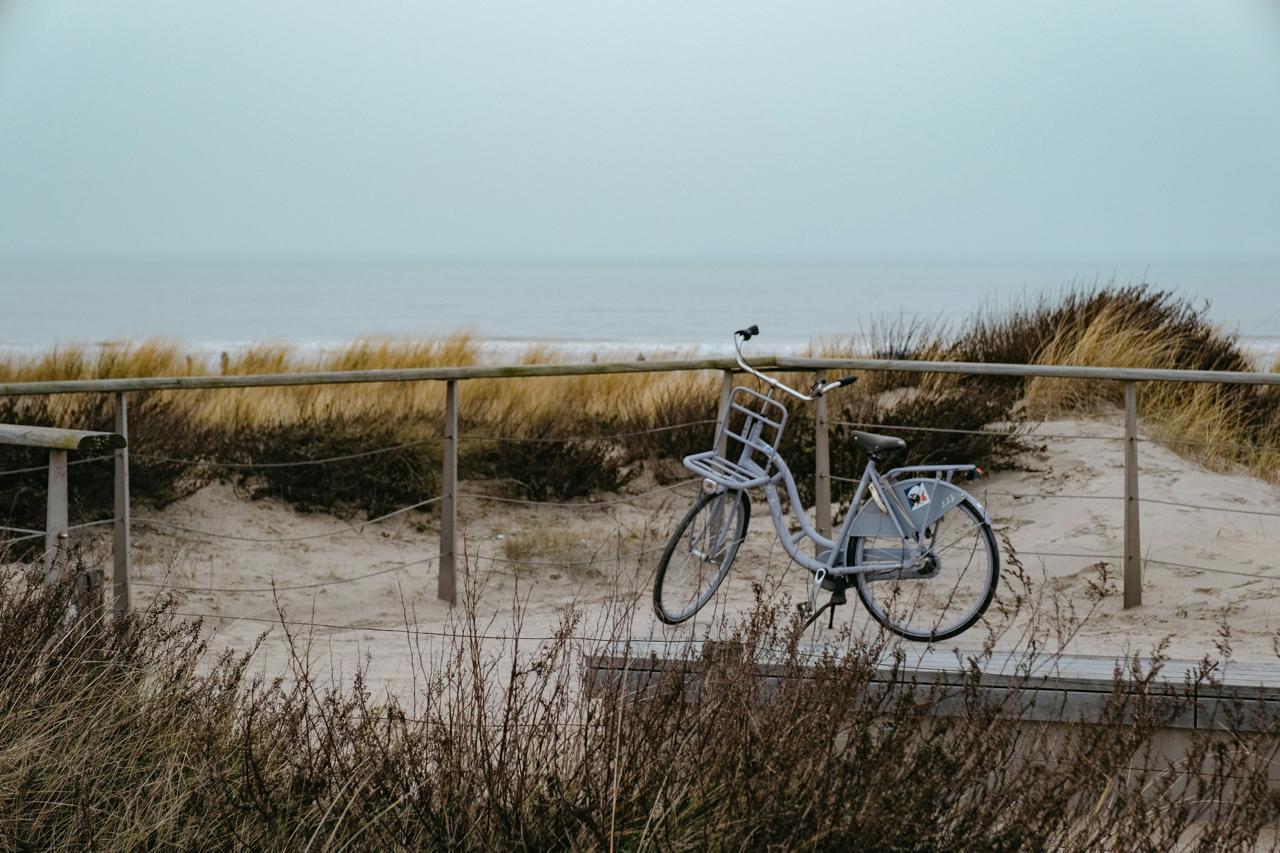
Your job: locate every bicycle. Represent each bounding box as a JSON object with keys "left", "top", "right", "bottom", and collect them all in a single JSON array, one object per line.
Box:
[{"left": 652, "top": 325, "right": 999, "bottom": 642}]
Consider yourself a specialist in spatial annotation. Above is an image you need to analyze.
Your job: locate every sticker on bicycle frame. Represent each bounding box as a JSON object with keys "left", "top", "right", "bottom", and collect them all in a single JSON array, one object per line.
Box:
[{"left": 906, "top": 484, "right": 931, "bottom": 511}]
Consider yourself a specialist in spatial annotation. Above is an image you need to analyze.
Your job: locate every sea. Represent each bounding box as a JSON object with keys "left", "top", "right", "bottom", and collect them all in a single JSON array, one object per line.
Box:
[{"left": 2, "top": 258, "right": 1278, "bottom": 365}]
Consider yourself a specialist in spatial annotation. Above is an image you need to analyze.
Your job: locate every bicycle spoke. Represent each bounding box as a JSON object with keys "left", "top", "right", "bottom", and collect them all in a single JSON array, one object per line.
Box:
[
  {"left": 854, "top": 500, "right": 996, "bottom": 641},
  {"left": 654, "top": 491, "right": 750, "bottom": 624}
]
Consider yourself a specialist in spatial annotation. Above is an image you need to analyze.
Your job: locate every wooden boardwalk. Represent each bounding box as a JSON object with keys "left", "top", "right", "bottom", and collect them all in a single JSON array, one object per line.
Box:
[{"left": 588, "top": 639, "right": 1280, "bottom": 733}]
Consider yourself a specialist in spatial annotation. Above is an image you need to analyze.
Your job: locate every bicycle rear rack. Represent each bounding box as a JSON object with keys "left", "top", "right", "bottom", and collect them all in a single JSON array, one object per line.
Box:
[{"left": 684, "top": 386, "right": 788, "bottom": 490}]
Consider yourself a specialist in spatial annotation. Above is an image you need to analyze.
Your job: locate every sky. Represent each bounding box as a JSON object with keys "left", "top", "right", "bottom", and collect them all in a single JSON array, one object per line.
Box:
[{"left": 1, "top": 1, "right": 1279, "bottom": 263}]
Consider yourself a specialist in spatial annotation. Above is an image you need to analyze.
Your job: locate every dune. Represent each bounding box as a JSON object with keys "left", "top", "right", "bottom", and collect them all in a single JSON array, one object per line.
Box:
[{"left": 37, "top": 411, "right": 1273, "bottom": 694}]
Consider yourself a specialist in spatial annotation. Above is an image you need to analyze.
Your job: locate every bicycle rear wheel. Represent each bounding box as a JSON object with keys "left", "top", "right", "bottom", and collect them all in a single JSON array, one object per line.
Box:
[
  {"left": 852, "top": 499, "right": 998, "bottom": 642},
  {"left": 653, "top": 490, "right": 750, "bottom": 624}
]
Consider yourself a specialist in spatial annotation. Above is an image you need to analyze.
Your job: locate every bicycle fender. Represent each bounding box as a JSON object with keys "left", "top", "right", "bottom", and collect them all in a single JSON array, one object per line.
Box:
[{"left": 890, "top": 478, "right": 989, "bottom": 530}]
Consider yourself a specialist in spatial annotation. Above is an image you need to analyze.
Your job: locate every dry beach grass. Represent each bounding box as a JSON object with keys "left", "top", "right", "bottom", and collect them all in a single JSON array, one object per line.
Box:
[{"left": 2, "top": 562, "right": 1279, "bottom": 850}]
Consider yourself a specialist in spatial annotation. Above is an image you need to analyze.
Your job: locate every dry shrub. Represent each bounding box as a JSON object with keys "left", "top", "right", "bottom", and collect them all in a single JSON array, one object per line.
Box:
[
  {"left": 462, "top": 435, "right": 633, "bottom": 502},
  {"left": 221, "top": 417, "right": 441, "bottom": 517},
  {"left": 0, "top": 560, "right": 1277, "bottom": 849}
]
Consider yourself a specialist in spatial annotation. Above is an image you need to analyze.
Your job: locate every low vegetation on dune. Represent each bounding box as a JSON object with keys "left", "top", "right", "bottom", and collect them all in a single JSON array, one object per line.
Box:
[
  {"left": 1, "top": 285, "right": 1277, "bottom": 540},
  {"left": 1, "top": 562, "right": 1278, "bottom": 849}
]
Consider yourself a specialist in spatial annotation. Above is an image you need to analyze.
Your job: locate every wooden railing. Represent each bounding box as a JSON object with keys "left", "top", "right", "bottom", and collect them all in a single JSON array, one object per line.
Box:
[
  {"left": 2, "top": 354, "right": 1278, "bottom": 613},
  {"left": 0, "top": 424, "right": 126, "bottom": 611}
]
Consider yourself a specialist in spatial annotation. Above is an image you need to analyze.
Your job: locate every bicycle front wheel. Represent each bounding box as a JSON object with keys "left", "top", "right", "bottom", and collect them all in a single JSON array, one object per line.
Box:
[
  {"left": 852, "top": 499, "right": 998, "bottom": 642},
  {"left": 653, "top": 490, "right": 751, "bottom": 625}
]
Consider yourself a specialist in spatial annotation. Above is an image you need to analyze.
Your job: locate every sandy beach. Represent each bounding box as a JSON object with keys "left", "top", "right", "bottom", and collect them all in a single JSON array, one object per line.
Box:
[{"left": 38, "top": 411, "right": 1271, "bottom": 693}]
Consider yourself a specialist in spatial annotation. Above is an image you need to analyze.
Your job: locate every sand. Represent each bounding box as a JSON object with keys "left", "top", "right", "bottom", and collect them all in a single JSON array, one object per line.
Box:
[{"left": 56, "top": 412, "right": 1280, "bottom": 692}]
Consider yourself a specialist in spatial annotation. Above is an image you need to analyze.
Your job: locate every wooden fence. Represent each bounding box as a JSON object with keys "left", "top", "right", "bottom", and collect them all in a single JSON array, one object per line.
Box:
[{"left": 3, "top": 354, "right": 1279, "bottom": 613}]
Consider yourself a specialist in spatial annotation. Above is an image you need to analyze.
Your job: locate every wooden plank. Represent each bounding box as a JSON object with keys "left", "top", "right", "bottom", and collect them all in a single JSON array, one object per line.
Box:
[
  {"left": 0, "top": 423, "right": 126, "bottom": 451},
  {"left": 438, "top": 380, "right": 459, "bottom": 606},
  {"left": 0, "top": 357, "right": 778, "bottom": 397},
  {"left": 778, "top": 356, "right": 1280, "bottom": 388},
  {"left": 1124, "top": 382, "right": 1142, "bottom": 609},
  {"left": 4, "top": 352, "right": 1280, "bottom": 398},
  {"left": 113, "top": 393, "right": 131, "bottom": 615},
  {"left": 591, "top": 641, "right": 1280, "bottom": 696},
  {"left": 45, "top": 449, "right": 68, "bottom": 582},
  {"left": 586, "top": 640, "right": 1280, "bottom": 732},
  {"left": 814, "top": 371, "right": 832, "bottom": 544}
]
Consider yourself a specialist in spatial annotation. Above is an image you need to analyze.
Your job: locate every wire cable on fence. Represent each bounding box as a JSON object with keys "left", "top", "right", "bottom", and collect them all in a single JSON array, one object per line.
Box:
[
  {"left": 166, "top": 610, "right": 701, "bottom": 646},
  {"left": 476, "top": 543, "right": 669, "bottom": 568},
  {"left": 458, "top": 420, "right": 716, "bottom": 444},
  {"left": 1019, "top": 550, "right": 1121, "bottom": 562},
  {"left": 135, "top": 544, "right": 662, "bottom": 591},
  {"left": 0, "top": 420, "right": 715, "bottom": 474},
  {"left": 134, "top": 554, "right": 443, "bottom": 594},
  {"left": 133, "top": 495, "right": 445, "bottom": 543},
  {"left": 1142, "top": 557, "right": 1278, "bottom": 583},
  {"left": 0, "top": 453, "right": 113, "bottom": 479},
  {"left": 985, "top": 491, "right": 1123, "bottom": 502},
  {"left": 832, "top": 477, "right": 1278, "bottom": 520},
  {"left": 1138, "top": 496, "right": 1280, "bottom": 519},
  {"left": 831, "top": 421, "right": 1120, "bottom": 442},
  {"left": 1, "top": 518, "right": 113, "bottom": 545},
  {"left": 0, "top": 524, "right": 44, "bottom": 536},
  {"left": 134, "top": 440, "right": 439, "bottom": 469},
  {"left": 1014, "top": 547, "right": 1280, "bottom": 584},
  {"left": 459, "top": 479, "right": 699, "bottom": 508},
  {"left": 1136, "top": 436, "right": 1269, "bottom": 453},
  {"left": 825, "top": 478, "right": 1123, "bottom": 508}
]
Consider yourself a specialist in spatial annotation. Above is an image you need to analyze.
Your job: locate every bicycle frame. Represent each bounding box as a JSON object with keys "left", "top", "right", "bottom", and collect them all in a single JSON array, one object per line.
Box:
[
  {"left": 685, "top": 386, "right": 987, "bottom": 580},
  {"left": 752, "top": 454, "right": 982, "bottom": 578}
]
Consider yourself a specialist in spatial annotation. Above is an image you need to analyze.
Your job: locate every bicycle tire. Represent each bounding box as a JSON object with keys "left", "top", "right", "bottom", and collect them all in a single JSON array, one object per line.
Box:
[
  {"left": 852, "top": 499, "right": 999, "bottom": 642},
  {"left": 653, "top": 490, "right": 751, "bottom": 625}
]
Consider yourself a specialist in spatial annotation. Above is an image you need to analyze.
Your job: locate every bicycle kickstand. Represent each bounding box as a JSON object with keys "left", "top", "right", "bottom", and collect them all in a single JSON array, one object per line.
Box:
[{"left": 800, "top": 585, "right": 848, "bottom": 632}]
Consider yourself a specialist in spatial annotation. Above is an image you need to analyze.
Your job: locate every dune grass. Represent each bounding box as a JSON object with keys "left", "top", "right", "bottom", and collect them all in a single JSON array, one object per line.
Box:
[
  {"left": 1, "top": 285, "right": 1276, "bottom": 539},
  {"left": 1022, "top": 293, "right": 1280, "bottom": 476}
]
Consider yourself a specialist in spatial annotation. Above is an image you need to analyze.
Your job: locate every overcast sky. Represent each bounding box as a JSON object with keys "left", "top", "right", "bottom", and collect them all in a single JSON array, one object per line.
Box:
[{"left": 1, "top": 1, "right": 1278, "bottom": 262}]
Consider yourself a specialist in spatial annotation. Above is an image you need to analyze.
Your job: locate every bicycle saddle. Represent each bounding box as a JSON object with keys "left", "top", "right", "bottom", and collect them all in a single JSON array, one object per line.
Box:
[{"left": 851, "top": 430, "right": 907, "bottom": 457}]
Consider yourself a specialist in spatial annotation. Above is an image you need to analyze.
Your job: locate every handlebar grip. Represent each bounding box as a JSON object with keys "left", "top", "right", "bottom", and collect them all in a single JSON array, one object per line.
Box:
[
  {"left": 835, "top": 375, "right": 857, "bottom": 388},
  {"left": 735, "top": 324, "right": 760, "bottom": 341}
]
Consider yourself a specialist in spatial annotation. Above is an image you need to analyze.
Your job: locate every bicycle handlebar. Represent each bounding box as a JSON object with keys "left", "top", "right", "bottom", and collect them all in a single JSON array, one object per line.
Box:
[{"left": 732, "top": 325, "right": 857, "bottom": 402}]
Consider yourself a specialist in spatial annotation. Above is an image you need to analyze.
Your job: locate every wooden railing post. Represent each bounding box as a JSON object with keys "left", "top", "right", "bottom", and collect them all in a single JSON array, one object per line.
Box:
[
  {"left": 439, "top": 380, "right": 459, "bottom": 606},
  {"left": 1123, "top": 382, "right": 1142, "bottom": 609},
  {"left": 715, "top": 370, "right": 733, "bottom": 457},
  {"left": 814, "top": 371, "right": 832, "bottom": 545},
  {"left": 113, "top": 392, "right": 131, "bottom": 615},
  {"left": 45, "top": 449, "right": 68, "bottom": 582}
]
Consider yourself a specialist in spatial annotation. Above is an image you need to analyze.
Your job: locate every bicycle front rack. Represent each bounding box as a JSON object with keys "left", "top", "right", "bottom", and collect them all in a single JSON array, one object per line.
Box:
[{"left": 684, "top": 386, "right": 789, "bottom": 490}]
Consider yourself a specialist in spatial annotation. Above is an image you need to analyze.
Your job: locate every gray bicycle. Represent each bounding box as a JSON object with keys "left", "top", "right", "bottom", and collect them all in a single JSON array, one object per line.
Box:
[{"left": 653, "top": 325, "right": 999, "bottom": 642}]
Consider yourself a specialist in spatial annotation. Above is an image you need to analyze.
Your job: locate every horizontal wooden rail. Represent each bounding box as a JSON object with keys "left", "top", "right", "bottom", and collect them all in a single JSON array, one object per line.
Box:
[
  {"left": 776, "top": 356, "right": 1280, "bottom": 386},
  {"left": 0, "top": 423, "right": 127, "bottom": 452},
  {"left": 0, "top": 354, "right": 1276, "bottom": 398},
  {"left": 0, "top": 357, "right": 773, "bottom": 397}
]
